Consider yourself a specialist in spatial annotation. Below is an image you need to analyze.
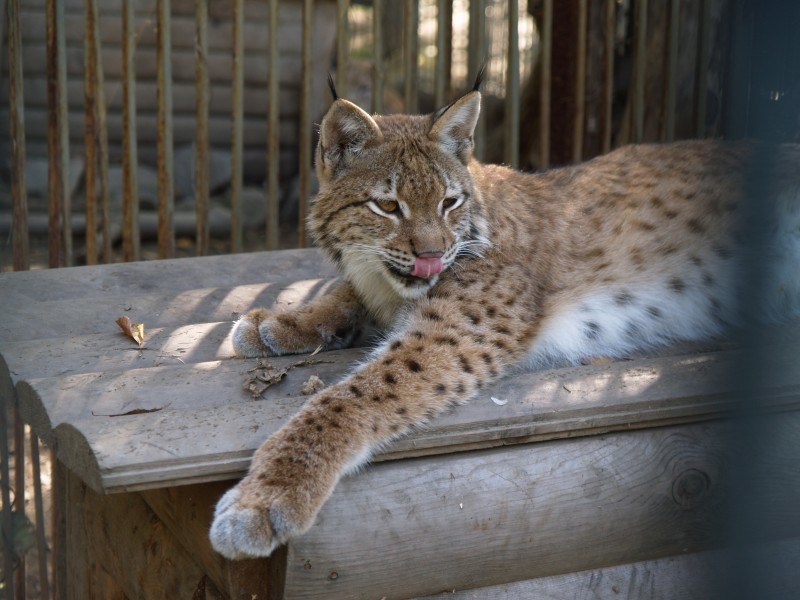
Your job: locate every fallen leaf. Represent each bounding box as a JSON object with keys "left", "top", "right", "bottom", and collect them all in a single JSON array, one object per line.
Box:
[{"left": 116, "top": 315, "right": 145, "bottom": 347}]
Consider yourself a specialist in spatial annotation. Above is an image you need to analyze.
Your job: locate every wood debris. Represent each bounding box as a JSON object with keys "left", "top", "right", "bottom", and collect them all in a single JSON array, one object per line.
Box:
[
  {"left": 301, "top": 374, "right": 326, "bottom": 395},
  {"left": 244, "top": 356, "right": 333, "bottom": 399}
]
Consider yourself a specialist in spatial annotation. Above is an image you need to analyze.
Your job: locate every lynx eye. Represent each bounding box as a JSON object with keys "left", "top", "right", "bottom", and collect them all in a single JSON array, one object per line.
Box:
[
  {"left": 441, "top": 196, "right": 463, "bottom": 213},
  {"left": 371, "top": 198, "right": 401, "bottom": 215}
]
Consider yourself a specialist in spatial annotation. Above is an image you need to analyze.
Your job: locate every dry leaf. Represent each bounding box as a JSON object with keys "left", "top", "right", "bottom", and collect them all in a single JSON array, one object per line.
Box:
[
  {"left": 243, "top": 356, "right": 334, "bottom": 399},
  {"left": 116, "top": 315, "right": 145, "bottom": 347}
]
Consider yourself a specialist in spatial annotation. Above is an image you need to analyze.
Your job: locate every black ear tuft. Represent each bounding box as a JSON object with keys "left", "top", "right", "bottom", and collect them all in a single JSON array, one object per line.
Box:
[
  {"left": 327, "top": 74, "right": 339, "bottom": 101},
  {"left": 472, "top": 63, "right": 487, "bottom": 92}
]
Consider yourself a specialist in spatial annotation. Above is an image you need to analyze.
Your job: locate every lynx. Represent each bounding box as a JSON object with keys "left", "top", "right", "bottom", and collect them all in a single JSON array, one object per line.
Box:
[{"left": 210, "top": 76, "right": 800, "bottom": 559}]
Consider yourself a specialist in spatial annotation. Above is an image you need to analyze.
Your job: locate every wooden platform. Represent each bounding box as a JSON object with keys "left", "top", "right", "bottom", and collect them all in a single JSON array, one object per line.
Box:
[{"left": 2, "top": 249, "right": 799, "bottom": 599}]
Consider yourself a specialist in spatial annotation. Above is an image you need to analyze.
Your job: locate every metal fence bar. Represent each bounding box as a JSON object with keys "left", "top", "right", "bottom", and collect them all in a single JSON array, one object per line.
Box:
[
  {"left": 505, "top": 0, "right": 520, "bottom": 168},
  {"left": 539, "top": 0, "right": 553, "bottom": 167},
  {"left": 631, "top": 0, "right": 648, "bottom": 143},
  {"left": 7, "top": 0, "right": 29, "bottom": 272},
  {"left": 46, "top": 0, "right": 65, "bottom": 268},
  {"left": 404, "top": 0, "right": 419, "bottom": 114},
  {"left": 93, "top": 6, "right": 112, "bottom": 264},
  {"left": 434, "top": 0, "right": 448, "bottom": 109},
  {"left": 298, "top": 0, "right": 314, "bottom": 248},
  {"left": 372, "top": 0, "right": 384, "bottom": 114},
  {"left": 601, "top": 0, "right": 615, "bottom": 153},
  {"left": 337, "top": 0, "right": 350, "bottom": 97},
  {"left": 13, "top": 411, "right": 25, "bottom": 598},
  {"left": 468, "top": 0, "right": 486, "bottom": 160},
  {"left": 29, "top": 435, "right": 50, "bottom": 600},
  {"left": 195, "top": 0, "right": 210, "bottom": 256},
  {"left": 266, "top": 0, "right": 280, "bottom": 250},
  {"left": 572, "top": 0, "right": 588, "bottom": 162},
  {"left": 122, "top": 0, "right": 141, "bottom": 261},
  {"left": 694, "top": 0, "right": 711, "bottom": 137},
  {"left": 157, "top": 0, "right": 175, "bottom": 258},
  {"left": 1, "top": 398, "right": 16, "bottom": 600},
  {"left": 663, "top": 0, "right": 680, "bottom": 142},
  {"left": 83, "top": 0, "right": 99, "bottom": 265},
  {"left": 231, "top": 0, "right": 245, "bottom": 253}
]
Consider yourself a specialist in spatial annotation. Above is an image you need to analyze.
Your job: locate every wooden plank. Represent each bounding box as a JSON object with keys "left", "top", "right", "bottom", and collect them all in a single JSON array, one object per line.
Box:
[
  {"left": 15, "top": 347, "right": 800, "bottom": 493},
  {"left": 141, "top": 481, "right": 273, "bottom": 598},
  {"left": 0, "top": 248, "right": 333, "bottom": 303},
  {"left": 0, "top": 275, "right": 340, "bottom": 344},
  {"left": 283, "top": 421, "right": 742, "bottom": 598},
  {"left": 78, "top": 478, "right": 209, "bottom": 599},
  {"left": 412, "top": 538, "right": 800, "bottom": 599}
]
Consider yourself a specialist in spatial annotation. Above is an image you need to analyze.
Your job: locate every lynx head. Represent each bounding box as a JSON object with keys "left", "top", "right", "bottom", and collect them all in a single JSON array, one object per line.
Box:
[{"left": 309, "top": 78, "right": 490, "bottom": 305}]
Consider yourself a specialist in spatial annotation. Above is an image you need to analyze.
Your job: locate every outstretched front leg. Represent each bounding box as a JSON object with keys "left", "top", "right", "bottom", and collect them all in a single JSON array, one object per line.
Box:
[
  {"left": 210, "top": 286, "right": 538, "bottom": 558},
  {"left": 232, "top": 281, "right": 367, "bottom": 357}
]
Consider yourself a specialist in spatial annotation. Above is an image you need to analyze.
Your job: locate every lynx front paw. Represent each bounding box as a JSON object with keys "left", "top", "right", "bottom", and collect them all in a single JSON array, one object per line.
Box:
[
  {"left": 231, "top": 308, "right": 275, "bottom": 357},
  {"left": 209, "top": 468, "right": 325, "bottom": 559},
  {"left": 209, "top": 488, "right": 280, "bottom": 559}
]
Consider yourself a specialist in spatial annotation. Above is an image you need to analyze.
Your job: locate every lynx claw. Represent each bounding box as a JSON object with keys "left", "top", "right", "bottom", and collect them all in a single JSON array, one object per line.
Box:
[{"left": 209, "top": 488, "right": 283, "bottom": 559}]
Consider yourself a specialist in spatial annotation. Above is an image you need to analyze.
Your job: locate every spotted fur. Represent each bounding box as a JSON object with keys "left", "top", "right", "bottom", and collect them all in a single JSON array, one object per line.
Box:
[{"left": 211, "top": 87, "right": 800, "bottom": 559}]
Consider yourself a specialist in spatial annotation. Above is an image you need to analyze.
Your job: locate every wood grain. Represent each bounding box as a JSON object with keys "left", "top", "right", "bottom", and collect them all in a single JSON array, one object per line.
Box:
[{"left": 283, "top": 422, "right": 735, "bottom": 598}]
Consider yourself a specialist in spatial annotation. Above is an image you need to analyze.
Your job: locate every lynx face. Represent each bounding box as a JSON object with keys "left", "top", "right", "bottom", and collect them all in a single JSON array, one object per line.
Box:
[{"left": 309, "top": 99, "right": 490, "bottom": 315}]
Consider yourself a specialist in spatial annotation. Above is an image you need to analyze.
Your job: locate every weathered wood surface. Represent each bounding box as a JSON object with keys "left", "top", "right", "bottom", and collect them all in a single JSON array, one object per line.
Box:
[
  {"left": 3, "top": 250, "right": 800, "bottom": 494},
  {"left": 413, "top": 537, "right": 800, "bottom": 600},
  {"left": 278, "top": 416, "right": 800, "bottom": 599}
]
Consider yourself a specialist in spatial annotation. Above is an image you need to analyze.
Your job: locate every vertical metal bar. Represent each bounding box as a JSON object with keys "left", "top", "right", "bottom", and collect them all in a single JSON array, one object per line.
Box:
[
  {"left": 13, "top": 412, "right": 25, "bottom": 598},
  {"left": 601, "top": 0, "right": 615, "bottom": 153},
  {"left": 505, "top": 0, "right": 520, "bottom": 168},
  {"left": 468, "top": 0, "right": 486, "bottom": 160},
  {"left": 572, "top": 0, "right": 587, "bottom": 162},
  {"left": 694, "top": 0, "right": 711, "bottom": 137},
  {"left": 372, "top": 0, "right": 384, "bottom": 114},
  {"left": 403, "top": 0, "right": 419, "bottom": 114},
  {"left": 631, "top": 0, "right": 648, "bottom": 143},
  {"left": 434, "top": 0, "right": 447, "bottom": 109},
  {"left": 231, "top": 0, "right": 244, "bottom": 253},
  {"left": 299, "top": 0, "right": 314, "bottom": 247},
  {"left": 663, "top": 0, "right": 680, "bottom": 142},
  {"left": 93, "top": 7, "right": 112, "bottom": 264},
  {"left": 8, "top": 0, "right": 29, "bottom": 272},
  {"left": 539, "top": 0, "right": 553, "bottom": 167},
  {"left": 157, "top": 0, "right": 175, "bottom": 258},
  {"left": 266, "top": 0, "right": 280, "bottom": 249},
  {"left": 195, "top": 0, "right": 210, "bottom": 256},
  {"left": 336, "top": 0, "right": 350, "bottom": 97},
  {"left": 122, "top": 0, "right": 141, "bottom": 261},
  {"left": 30, "top": 435, "right": 51, "bottom": 600},
  {"left": 84, "top": 0, "right": 99, "bottom": 265},
  {"left": 442, "top": 0, "right": 453, "bottom": 100},
  {"left": 46, "top": 0, "right": 64, "bottom": 267},
  {"left": 55, "top": 0, "right": 72, "bottom": 266},
  {"left": 1, "top": 393, "right": 16, "bottom": 600}
]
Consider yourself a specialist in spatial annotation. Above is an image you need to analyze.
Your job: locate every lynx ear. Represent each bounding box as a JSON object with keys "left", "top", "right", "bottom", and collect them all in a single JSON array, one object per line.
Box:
[
  {"left": 317, "top": 99, "right": 383, "bottom": 181},
  {"left": 428, "top": 91, "right": 481, "bottom": 164}
]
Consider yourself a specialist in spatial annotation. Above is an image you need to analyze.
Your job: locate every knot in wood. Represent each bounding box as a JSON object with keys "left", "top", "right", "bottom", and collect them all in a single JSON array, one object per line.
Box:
[{"left": 671, "top": 468, "right": 711, "bottom": 509}]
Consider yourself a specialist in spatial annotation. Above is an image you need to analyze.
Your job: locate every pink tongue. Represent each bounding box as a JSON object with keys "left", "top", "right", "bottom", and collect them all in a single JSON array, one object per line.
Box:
[{"left": 410, "top": 257, "right": 443, "bottom": 279}]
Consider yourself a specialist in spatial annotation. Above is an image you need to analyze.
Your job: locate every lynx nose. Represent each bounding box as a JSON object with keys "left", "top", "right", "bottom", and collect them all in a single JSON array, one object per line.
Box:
[{"left": 410, "top": 252, "right": 444, "bottom": 279}]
